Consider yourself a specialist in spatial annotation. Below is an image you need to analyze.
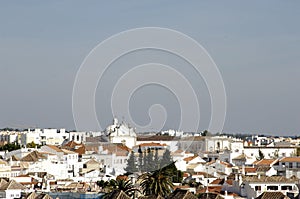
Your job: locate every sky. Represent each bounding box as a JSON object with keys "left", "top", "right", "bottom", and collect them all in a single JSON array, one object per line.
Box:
[{"left": 0, "top": 1, "right": 299, "bottom": 135}]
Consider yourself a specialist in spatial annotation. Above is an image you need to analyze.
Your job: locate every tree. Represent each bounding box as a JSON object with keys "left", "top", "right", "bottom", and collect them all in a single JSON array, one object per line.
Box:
[
  {"left": 138, "top": 146, "right": 144, "bottom": 172},
  {"left": 297, "top": 147, "right": 300, "bottom": 156},
  {"left": 0, "top": 143, "right": 21, "bottom": 152},
  {"left": 125, "top": 151, "right": 138, "bottom": 174},
  {"left": 109, "top": 179, "right": 136, "bottom": 197},
  {"left": 160, "top": 149, "right": 172, "bottom": 168},
  {"left": 273, "top": 149, "right": 279, "bottom": 158},
  {"left": 138, "top": 167, "right": 174, "bottom": 197},
  {"left": 144, "top": 148, "right": 156, "bottom": 172},
  {"left": 257, "top": 149, "right": 265, "bottom": 160},
  {"left": 153, "top": 148, "right": 159, "bottom": 170},
  {"left": 26, "top": 141, "right": 36, "bottom": 148},
  {"left": 96, "top": 180, "right": 111, "bottom": 193}
]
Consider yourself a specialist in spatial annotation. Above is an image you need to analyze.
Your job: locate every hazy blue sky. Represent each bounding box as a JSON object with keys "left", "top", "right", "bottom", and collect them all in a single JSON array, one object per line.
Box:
[{"left": 0, "top": 1, "right": 299, "bottom": 135}]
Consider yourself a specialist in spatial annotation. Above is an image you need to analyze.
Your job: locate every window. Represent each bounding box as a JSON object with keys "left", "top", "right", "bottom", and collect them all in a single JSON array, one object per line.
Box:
[
  {"left": 289, "top": 163, "right": 293, "bottom": 168},
  {"left": 255, "top": 186, "right": 261, "bottom": 191},
  {"left": 267, "top": 186, "right": 278, "bottom": 190},
  {"left": 282, "top": 186, "right": 292, "bottom": 190},
  {"left": 297, "top": 163, "right": 300, "bottom": 168}
]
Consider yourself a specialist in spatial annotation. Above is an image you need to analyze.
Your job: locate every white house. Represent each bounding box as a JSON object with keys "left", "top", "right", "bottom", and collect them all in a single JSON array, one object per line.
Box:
[
  {"left": 244, "top": 146, "right": 296, "bottom": 159},
  {"left": 225, "top": 175, "right": 299, "bottom": 199},
  {"left": 0, "top": 179, "right": 25, "bottom": 199},
  {"left": 277, "top": 157, "right": 300, "bottom": 178}
]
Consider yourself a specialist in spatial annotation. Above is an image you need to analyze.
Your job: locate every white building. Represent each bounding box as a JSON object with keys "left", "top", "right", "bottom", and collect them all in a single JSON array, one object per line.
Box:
[
  {"left": 21, "top": 128, "right": 68, "bottom": 146},
  {"left": 227, "top": 175, "right": 299, "bottom": 199},
  {"left": 40, "top": 145, "right": 80, "bottom": 179},
  {"left": 243, "top": 146, "right": 297, "bottom": 159},
  {"left": 277, "top": 157, "right": 300, "bottom": 178},
  {"left": 69, "top": 131, "right": 86, "bottom": 143},
  {"left": 20, "top": 129, "right": 42, "bottom": 146},
  {"left": 0, "top": 179, "right": 25, "bottom": 199},
  {"left": 106, "top": 118, "right": 137, "bottom": 149}
]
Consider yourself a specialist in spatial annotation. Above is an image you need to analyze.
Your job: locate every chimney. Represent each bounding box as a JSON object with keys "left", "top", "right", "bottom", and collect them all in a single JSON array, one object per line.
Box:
[
  {"left": 239, "top": 174, "right": 243, "bottom": 185},
  {"left": 242, "top": 165, "right": 245, "bottom": 175}
]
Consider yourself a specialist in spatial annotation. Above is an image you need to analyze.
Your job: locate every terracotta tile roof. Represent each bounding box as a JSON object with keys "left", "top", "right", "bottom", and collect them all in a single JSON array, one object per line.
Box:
[
  {"left": 256, "top": 166, "right": 271, "bottom": 172},
  {"left": 11, "top": 155, "right": 19, "bottom": 161},
  {"left": 197, "top": 186, "right": 222, "bottom": 194},
  {"left": 139, "top": 195, "right": 164, "bottom": 199},
  {"left": 219, "top": 161, "right": 232, "bottom": 167},
  {"left": 115, "top": 151, "right": 128, "bottom": 156},
  {"left": 24, "top": 192, "right": 38, "bottom": 199},
  {"left": 61, "top": 149, "right": 77, "bottom": 155},
  {"left": 135, "top": 142, "right": 167, "bottom": 147},
  {"left": 173, "top": 185, "right": 191, "bottom": 189},
  {"left": 64, "top": 140, "right": 82, "bottom": 148},
  {"left": 85, "top": 144, "right": 99, "bottom": 153},
  {"left": 244, "top": 167, "right": 257, "bottom": 173},
  {"left": 62, "top": 141, "right": 86, "bottom": 155},
  {"left": 100, "top": 143, "right": 130, "bottom": 155},
  {"left": 206, "top": 160, "right": 216, "bottom": 166},
  {"left": 86, "top": 136, "right": 109, "bottom": 143},
  {"left": 0, "top": 179, "right": 7, "bottom": 188},
  {"left": 232, "top": 154, "right": 248, "bottom": 161},
  {"left": 254, "top": 159, "right": 278, "bottom": 166},
  {"left": 137, "top": 135, "right": 179, "bottom": 141},
  {"left": 74, "top": 145, "right": 86, "bottom": 155},
  {"left": 243, "top": 175, "right": 297, "bottom": 183},
  {"left": 21, "top": 151, "right": 47, "bottom": 162},
  {"left": 106, "top": 190, "right": 131, "bottom": 199},
  {"left": 210, "top": 178, "right": 225, "bottom": 185},
  {"left": 84, "top": 159, "right": 99, "bottom": 165},
  {"left": 0, "top": 180, "right": 25, "bottom": 190},
  {"left": 172, "top": 149, "right": 184, "bottom": 154},
  {"left": 183, "top": 155, "right": 197, "bottom": 162},
  {"left": 167, "top": 189, "right": 197, "bottom": 199},
  {"left": 16, "top": 174, "right": 30, "bottom": 177},
  {"left": 35, "top": 193, "right": 52, "bottom": 199},
  {"left": 255, "top": 191, "right": 290, "bottom": 199},
  {"left": 280, "top": 157, "right": 300, "bottom": 163},
  {"left": 197, "top": 192, "right": 224, "bottom": 199}
]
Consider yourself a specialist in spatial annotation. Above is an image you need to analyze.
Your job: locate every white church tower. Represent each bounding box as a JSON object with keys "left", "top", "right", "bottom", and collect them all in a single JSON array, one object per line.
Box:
[{"left": 105, "top": 117, "right": 137, "bottom": 149}]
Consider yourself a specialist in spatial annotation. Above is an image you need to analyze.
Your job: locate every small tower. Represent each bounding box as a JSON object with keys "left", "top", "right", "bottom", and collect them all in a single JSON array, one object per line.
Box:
[{"left": 113, "top": 118, "right": 118, "bottom": 126}]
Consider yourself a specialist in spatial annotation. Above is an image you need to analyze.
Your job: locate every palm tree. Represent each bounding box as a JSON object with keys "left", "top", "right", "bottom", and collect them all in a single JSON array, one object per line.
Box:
[
  {"left": 139, "top": 168, "right": 174, "bottom": 197},
  {"left": 109, "top": 179, "right": 137, "bottom": 197},
  {"left": 96, "top": 180, "right": 111, "bottom": 193}
]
